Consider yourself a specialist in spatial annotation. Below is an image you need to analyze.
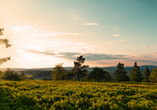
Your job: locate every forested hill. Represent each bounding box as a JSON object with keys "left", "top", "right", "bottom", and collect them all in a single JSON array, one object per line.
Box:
[{"left": 0, "top": 65, "right": 156, "bottom": 78}]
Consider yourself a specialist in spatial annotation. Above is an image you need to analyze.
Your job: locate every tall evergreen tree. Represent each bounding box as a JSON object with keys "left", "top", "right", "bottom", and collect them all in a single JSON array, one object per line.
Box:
[
  {"left": 0, "top": 28, "right": 11, "bottom": 65},
  {"left": 73, "top": 55, "right": 88, "bottom": 81},
  {"left": 130, "top": 62, "right": 142, "bottom": 82},
  {"left": 114, "top": 62, "right": 129, "bottom": 81},
  {"left": 143, "top": 67, "right": 150, "bottom": 82}
]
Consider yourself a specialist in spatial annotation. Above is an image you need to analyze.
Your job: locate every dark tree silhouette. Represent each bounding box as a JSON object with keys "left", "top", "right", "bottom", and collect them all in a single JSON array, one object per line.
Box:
[
  {"left": 130, "top": 62, "right": 142, "bottom": 82},
  {"left": 89, "top": 67, "right": 111, "bottom": 81},
  {"left": 143, "top": 67, "right": 150, "bottom": 82},
  {"left": 114, "top": 62, "right": 129, "bottom": 81},
  {"left": 0, "top": 28, "right": 11, "bottom": 65},
  {"left": 73, "top": 55, "right": 88, "bottom": 81},
  {"left": 2, "top": 68, "right": 19, "bottom": 80}
]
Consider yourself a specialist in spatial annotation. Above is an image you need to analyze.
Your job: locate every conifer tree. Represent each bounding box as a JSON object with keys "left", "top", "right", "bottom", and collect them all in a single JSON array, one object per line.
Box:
[
  {"left": 143, "top": 67, "right": 150, "bottom": 82},
  {"left": 114, "top": 62, "right": 129, "bottom": 81},
  {"left": 0, "top": 28, "right": 11, "bottom": 65},
  {"left": 73, "top": 55, "right": 88, "bottom": 81},
  {"left": 130, "top": 62, "right": 142, "bottom": 82}
]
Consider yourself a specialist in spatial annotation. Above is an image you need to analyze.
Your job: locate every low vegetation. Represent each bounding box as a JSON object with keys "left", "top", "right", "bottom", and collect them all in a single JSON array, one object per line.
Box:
[
  {"left": 0, "top": 80, "right": 157, "bottom": 110},
  {"left": 0, "top": 68, "right": 26, "bottom": 80}
]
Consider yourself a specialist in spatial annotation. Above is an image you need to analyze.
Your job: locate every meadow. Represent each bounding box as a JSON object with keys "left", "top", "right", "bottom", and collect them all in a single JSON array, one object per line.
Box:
[{"left": 0, "top": 80, "right": 157, "bottom": 110}]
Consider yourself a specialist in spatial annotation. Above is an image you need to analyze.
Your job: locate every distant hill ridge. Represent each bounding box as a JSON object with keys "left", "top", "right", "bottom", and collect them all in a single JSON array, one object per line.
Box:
[
  {"left": 0, "top": 65, "right": 156, "bottom": 70},
  {"left": 0, "top": 65, "right": 157, "bottom": 78}
]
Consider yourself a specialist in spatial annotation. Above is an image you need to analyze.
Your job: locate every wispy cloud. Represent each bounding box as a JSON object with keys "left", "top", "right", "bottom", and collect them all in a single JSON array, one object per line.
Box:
[
  {"left": 38, "top": 32, "right": 79, "bottom": 37},
  {"left": 10, "top": 25, "right": 79, "bottom": 37},
  {"left": 113, "top": 34, "right": 120, "bottom": 37},
  {"left": 27, "top": 50, "right": 127, "bottom": 61},
  {"left": 106, "top": 42, "right": 112, "bottom": 44},
  {"left": 27, "top": 48, "right": 157, "bottom": 66},
  {"left": 143, "top": 46, "right": 148, "bottom": 49},
  {"left": 84, "top": 23, "right": 98, "bottom": 26}
]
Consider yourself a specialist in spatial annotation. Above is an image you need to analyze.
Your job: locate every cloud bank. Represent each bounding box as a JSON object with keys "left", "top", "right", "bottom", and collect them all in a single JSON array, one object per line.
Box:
[{"left": 27, "top": 49, "right": 157, "bottom": 65}]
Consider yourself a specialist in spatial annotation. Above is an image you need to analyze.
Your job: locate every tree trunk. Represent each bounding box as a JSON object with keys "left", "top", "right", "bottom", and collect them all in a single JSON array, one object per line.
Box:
[{"left": 77, "top": 72, "right": 80, "bottom": 81}]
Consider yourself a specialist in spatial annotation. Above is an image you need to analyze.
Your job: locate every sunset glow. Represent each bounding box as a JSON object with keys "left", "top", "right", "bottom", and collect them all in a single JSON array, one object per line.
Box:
[{"left": 0, "top": 0, "right": 157, "bottom": 68}]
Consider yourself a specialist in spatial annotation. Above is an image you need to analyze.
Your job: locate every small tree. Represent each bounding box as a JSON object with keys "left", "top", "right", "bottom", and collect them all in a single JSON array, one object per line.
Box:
[
  {"left": 73, "top": 55, "right": 88, "bottom": 81},
  {"left": 0, "top": 29, "right": 11, "bottom": 65},
  {"left": 143, "top": 67, "right": 150, "bottom": 82},
  {"left": 148, "top": 68, "right": 157, "bottom": 83},
  {"left": 130, "top": 62, "right": 142, "bottom": 82},
  {"left": 114, "top": 62, "right": 129, "bottom": 81},
  {"left": 89, "top": 67, "right": 111, "bottom": 81},
  {"left": 52, "top": 63, "right": 67, "bottom": 80}
]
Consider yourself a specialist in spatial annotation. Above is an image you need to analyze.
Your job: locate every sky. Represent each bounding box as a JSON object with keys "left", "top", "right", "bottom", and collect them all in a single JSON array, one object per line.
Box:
[{"left": 0, "top": 0, "right": 157, "bottom": 68}]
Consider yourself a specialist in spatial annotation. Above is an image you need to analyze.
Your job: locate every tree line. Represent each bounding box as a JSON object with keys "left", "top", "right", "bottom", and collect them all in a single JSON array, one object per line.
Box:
[
  {"left": 52, "top": 55, "right": 157, "bottom": 83},
  {"left": 1, "top": 28, "right": 157, "bottom": 82}
]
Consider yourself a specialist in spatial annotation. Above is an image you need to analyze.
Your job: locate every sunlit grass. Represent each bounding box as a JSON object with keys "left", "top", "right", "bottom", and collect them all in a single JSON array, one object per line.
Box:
[{"left": 0, "top": 80, "right": 157, "bottom": 109}]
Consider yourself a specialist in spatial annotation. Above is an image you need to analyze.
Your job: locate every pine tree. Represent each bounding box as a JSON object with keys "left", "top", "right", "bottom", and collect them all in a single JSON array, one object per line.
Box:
[
  {"left": 130, "top": 62, "right": 142, "bottom": 82},
  {"left": 73, "top": 55, "right": 88, "bottom": 81},
  {"left": 114, "top": 62, "right": 129, "bottom": 81},
  {"left": 143, "top": 67, "right": 150, "bottom": 82},
  {"left": 0, "top": 28, "right": 11, "bottom": 65}
]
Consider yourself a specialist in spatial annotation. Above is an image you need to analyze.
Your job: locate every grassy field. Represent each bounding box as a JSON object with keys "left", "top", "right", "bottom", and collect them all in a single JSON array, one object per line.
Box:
[{"left": 0, "top": 80, "right": 157, "bottom": 110}]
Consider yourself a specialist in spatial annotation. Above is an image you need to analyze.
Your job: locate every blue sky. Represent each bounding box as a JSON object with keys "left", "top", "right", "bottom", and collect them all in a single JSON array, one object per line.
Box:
[{"left": 0, "top": 0, "right": 157, "bottom": 68}]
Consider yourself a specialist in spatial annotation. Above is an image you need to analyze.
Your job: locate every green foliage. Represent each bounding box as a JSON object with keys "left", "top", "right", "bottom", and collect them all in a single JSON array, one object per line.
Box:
[
  {"left": 130, "top": 62, "right": 142, "bottom": 82},
  {"left": 89, "top": 67, "right": 112, "bottom": 81},
  {"left": 73, "top": 55, "right": 88, "bottom": 81},
  {"left": 0, "top": 71, "right": 5, "bottom": 77},
  {"left": 114, "top": 62, "right": 129, "bottom": 81},
  {"left": 65, "top": 70, "right": 75, "bottom": 80},
  {"left": 143, "top": 67, "right": 150, "bottom": 82},
  {"left": 52, "top": 63, "right": 67, "bottom": 80},
  {"left": 148, "top": 68, "right": 157, "bottom": 83},
  {"left": 2, "top": 68, "right": 20, "bottom": 80},
  {"left": 19, "top": 71, "right": 25, "bottom": 77},
  {"left": 32, "top": 71, "right": 51, "bottom": 77},
  {"left": 0, "top": 80, "right": 157, "bottom": 109},
  {"left": 0, "top": 28, "right": 11, "bottom": 65}
]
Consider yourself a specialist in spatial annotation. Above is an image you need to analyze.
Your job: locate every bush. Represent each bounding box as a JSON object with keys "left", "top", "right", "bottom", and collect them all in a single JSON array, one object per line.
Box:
[{"left": 2, "top": 69, "right": 20, "bottom": 80}]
